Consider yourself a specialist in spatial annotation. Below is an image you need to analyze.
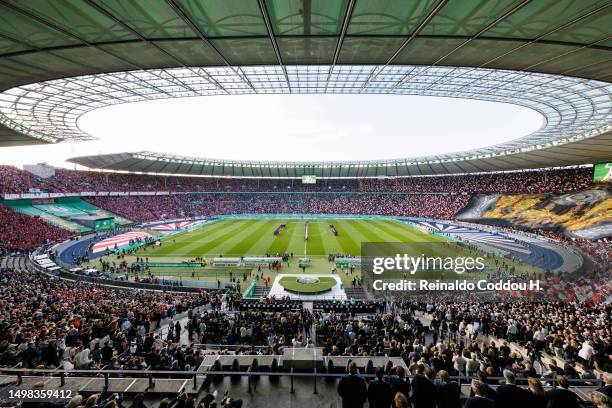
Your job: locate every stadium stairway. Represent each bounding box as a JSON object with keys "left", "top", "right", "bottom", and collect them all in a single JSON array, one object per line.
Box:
[
  {"left": 1, "top": 255, "right": 27, "bottom": 272},
  {"left": 250, "top": 285, "right": 271, "bottom": 298},
  {"left": 344, "top": 287, "right": 366, "bottom": 300}
]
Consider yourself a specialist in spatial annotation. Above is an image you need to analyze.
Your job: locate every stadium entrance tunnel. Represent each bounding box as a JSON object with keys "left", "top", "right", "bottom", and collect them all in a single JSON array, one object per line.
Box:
[{"left": 76, "top": 94, "right": 544, "bottom": 162}]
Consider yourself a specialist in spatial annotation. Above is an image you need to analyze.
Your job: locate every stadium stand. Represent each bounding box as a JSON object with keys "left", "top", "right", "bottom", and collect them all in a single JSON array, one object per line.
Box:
[
  {"left": 358, "top": 168, "right": 594, "bottom": 194},
  {"left": 1, "top": 177, "right": 610, "bottom": 401},
  {"left": 0, "top": 206, "right": 71, "bottom": 252},
  {"left": 87, "top": 193, "right": 470, "bottom": 223},
  {"left": 0, "top": 166, "right": 595, "bottom": 195},
  {"left": 0, "top": 255, "right": 609, "bottom": 407},
  {"left": 0, "top": 197, "right": 131, "bottom": 242},
  {"left": 1, "top": 167, "right": 608, "bottom": 261}
]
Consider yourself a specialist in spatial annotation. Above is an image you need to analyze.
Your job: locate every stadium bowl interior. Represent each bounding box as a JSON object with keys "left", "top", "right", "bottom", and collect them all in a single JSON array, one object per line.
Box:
[{"left": 0, "top": 1, "right": 610, "bottom": 407}]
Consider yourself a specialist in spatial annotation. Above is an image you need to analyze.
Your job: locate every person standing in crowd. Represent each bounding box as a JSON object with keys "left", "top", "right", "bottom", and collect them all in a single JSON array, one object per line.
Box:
[
  {"left": 411, "top": 368, "right": 437, "bottom": 408},
  {"left": 394, "top": 393, "right": 410, "bottom": 408},
  {"left": 385, "top": 366, "right": 411, "bottom": 407},
  {"left": 596, "top": 372, "right": 612, "bottom": 399},
  {"left": 546, "top": 376, "right": 579, "bottom": 408},
  {"left": 527, "top": 377, "right": 548, "bottom": 408},
  {"left": 368, "top": 367, "right": 393, "bottom": 408},
  {"left": 337, "top": 362, "right": 368, "bottom": 408},
  {"left": 465, "top": 380, "right": 496, "bottom": 408},
  {"left": 495, "top": 370, "right": 532, "bottom": 408},
  {"left": 469, "top": 371, "right": 496, "bottom": 402},
  {"left": 435, "top": 370, "right": 461, "bottom": 408},
  {"left": 589, "top": 391, "right": 612, "bottom": 408}
]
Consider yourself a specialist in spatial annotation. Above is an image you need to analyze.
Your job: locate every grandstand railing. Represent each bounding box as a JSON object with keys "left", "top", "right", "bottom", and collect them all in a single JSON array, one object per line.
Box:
[
  {"left": 191, "top": 344, "right": 271, "bottom": 350},
  {"left": 26, "top": 255, "right": 206, "bottom": 293},
  {"left": 57, "top": 270, "right": 203, "bottom": 293},
  {"left": 0, "top": 367, "right": 604, "bottom": 393}
]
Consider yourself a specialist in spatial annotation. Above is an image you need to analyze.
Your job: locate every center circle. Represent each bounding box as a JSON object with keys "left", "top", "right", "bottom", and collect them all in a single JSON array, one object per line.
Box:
[
  {"left": 296, "top": 276, "right": 320, "bottom": 284},
  {"left": 279, "top": 276, "right": 336, "bottom": 294}
]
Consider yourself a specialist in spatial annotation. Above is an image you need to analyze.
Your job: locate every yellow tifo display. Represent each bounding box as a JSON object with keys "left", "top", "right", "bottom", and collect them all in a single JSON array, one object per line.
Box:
[{"left": 484, "top": 188, "right": 611, "bottom": 232}]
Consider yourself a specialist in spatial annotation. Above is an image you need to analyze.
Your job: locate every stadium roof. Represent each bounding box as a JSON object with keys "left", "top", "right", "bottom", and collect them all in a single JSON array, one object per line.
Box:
[
  {"left": 0, "top": 0, "right": 610, "bottom": 90},
  {"left": 0, "top": 0, "right": 611, "bottom": 173},
  {"left": 69, "top": 137, "right": 612, "bottom": 177}
]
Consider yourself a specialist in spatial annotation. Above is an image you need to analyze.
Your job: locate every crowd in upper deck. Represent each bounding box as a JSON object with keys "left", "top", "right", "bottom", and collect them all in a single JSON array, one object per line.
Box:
[
  {"left": 87, "top": 193, "right": 470, "bottom": 223},
  {"left": 0, "top": 165, "right": 595, "bottom": 195}
]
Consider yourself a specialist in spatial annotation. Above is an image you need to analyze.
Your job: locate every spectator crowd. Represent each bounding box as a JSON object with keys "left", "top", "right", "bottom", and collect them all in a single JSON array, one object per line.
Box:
[
  {"left": 337, "top": 362, "right": 611, "bottom": 408},
  {"left": 0, "top": 266, "right": 213, "bottom": 371},
  {"left": 0, "top": 256, "right": 610, "bottom": 407},
  {"left": 0, "top": 205, "right": 70, "bottom": 252},
  {"left": 0, "top": 166, "right": 596, "bottom": 195},
  {"left": 87, "top": 193, "right": 470, "bottom": 223},
  {"left": 0, "top": 164, "right": 606, "bottom": 253}
]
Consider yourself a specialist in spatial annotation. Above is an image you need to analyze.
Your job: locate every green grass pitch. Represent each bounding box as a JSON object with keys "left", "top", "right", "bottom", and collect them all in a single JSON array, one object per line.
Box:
[
  {"left": 140, "top": 218, "right": 445, "bottom": 258},
  {"left": 89, "top": 217, "right": 539, "bottom": 287}
]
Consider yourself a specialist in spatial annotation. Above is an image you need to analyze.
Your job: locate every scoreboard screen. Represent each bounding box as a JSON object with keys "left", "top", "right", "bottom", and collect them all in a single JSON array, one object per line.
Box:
[
  {"left": 593, "top": 163, "right": 612, "bottom": 182},
  {"left": 94, "top": 218, "right": 115, "bottom": 231},
  {"left": 301, "top": 175, "right": 317, "bottom": 184}
]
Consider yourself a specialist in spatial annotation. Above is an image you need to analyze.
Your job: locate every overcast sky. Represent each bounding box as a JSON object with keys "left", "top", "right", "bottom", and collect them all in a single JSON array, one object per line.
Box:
[{"left": 0, "top": 94, "right": 544, "bottom": 169}]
